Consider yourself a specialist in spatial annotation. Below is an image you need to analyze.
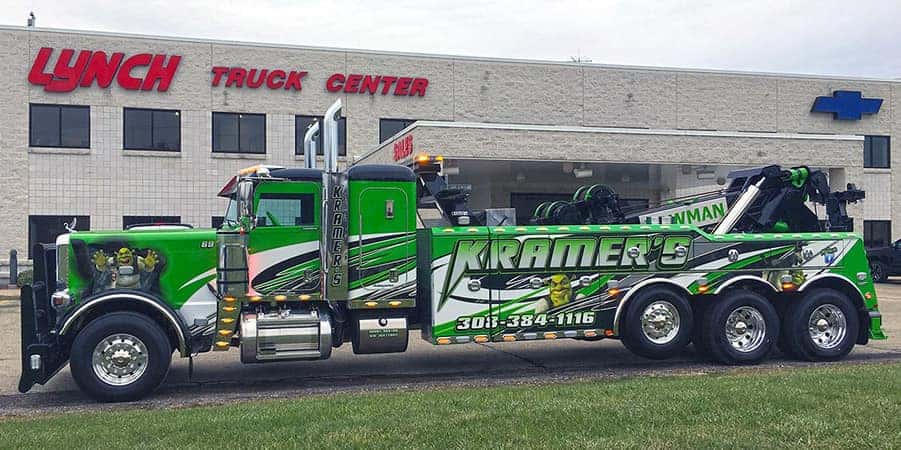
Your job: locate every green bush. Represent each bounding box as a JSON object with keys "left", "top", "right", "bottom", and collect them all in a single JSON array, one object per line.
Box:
[{"left": 16, "top": 269, "right": 33, "bottom": 288}]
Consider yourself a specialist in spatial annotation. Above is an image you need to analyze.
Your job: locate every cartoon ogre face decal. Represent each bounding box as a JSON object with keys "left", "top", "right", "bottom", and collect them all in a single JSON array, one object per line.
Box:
[
  {"left": 548, "top": 274, "right": 573, "bottom": 308},
  {"left": 116, "top": 247, "right": 134, "bottom": 266},
  {"left": 533, "top": 273, "right": 574, "bottom": 314}
]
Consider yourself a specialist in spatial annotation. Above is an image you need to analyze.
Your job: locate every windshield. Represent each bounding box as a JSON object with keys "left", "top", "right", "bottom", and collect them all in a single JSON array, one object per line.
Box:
[{"left": 223, "top": 197, "right": 238, "bottom": 227}]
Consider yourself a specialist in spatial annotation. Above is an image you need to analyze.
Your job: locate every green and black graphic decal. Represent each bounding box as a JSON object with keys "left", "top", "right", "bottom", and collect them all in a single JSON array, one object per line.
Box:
[
  {"left": 67, "top": 229, "right": 219, "bottom": 309},
  {"left": 247, "top": 232, "right": 417, "bottom": 300},
  {"left": 426, "top": 225, "right": 866, "bottom": 341}
]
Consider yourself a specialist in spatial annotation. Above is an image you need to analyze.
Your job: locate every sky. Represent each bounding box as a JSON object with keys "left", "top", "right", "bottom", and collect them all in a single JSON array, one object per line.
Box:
[{"left": 2, "top": 0, "right": 900, "bottom": 79}]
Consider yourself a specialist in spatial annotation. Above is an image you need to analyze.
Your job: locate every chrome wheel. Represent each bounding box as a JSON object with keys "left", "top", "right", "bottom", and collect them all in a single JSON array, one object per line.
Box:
[
  {"left": 725, "top": 306, "right": 766, "bottom": 353},
  {"left": 808, "top": 304, "right": 847, "bottom": 350},
  {"left": 91, "top": 333, "right": 149, "bottom": 386},
  {"left": 640, "top": 300, "right": 681, "bottom": 344}
]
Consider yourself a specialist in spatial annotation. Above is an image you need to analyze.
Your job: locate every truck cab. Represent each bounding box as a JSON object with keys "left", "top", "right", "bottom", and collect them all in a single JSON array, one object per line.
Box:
[{"left": 213, "top": 164, "right": 418, "bottom": 362}]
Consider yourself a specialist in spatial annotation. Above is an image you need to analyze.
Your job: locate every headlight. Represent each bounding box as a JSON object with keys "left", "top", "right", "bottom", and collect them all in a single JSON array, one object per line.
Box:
[{"left": 51, "top": 290, "right": 71, "bottom": 309}]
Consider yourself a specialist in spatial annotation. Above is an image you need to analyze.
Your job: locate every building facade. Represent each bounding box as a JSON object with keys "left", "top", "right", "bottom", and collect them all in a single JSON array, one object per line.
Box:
[{"left": 0, "top": 25, "right": 898, "bottom": 263}]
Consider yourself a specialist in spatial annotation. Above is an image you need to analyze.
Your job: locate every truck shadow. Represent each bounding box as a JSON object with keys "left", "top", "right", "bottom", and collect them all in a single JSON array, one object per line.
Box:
[{"left": 4, "top": 345, "right": 899, "bottom": 416}]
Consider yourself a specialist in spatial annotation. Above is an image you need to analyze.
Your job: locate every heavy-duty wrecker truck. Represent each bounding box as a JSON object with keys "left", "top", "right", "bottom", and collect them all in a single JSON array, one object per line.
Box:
[{"left": 20, "top": 100, "right": 886, "bottom": 402}]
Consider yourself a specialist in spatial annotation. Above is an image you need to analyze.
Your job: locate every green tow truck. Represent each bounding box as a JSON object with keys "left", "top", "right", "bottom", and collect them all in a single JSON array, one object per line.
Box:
[{"left": 20, "top": 100, "right": 886, "bottom": 402}]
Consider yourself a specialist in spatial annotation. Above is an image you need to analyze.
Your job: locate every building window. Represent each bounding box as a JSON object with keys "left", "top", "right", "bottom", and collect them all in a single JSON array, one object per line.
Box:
[
  {"left": 212, "top": 216, "right": 225, "bottom": 228},
  {"left": 29, "top": 104, "right": 90, "bottom": 148},
  {"left": 255, "top": 193, "right": 315, "bottom": 227},
  {"left": 28, "top": 215, "right": 90, "bottom": 258},
  {"left": 212, "top": 112, "right": 266, "bottom": 154},
  {"left": 864, "top": 220, "right": 892, "bottom": 247},
  {"left": 124, "top": 108, "right": 181, "bottom": 151},
  {"left": 123, "top": 215, "right": 182, "bottom": 229},
  {"left": 864, "top": 136, "right": 890, "bottom": 168},
  {"left": 379, "top": 118, "right": 415, "bottom": 143},
  {"left": 295, "top": 115, "right": 347, "bottom": 156}
]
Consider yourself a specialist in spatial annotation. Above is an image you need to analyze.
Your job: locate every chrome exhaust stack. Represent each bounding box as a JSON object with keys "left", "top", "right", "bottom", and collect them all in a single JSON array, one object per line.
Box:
[
  {"left": 320, "top": 99, "right": 348, "bottom": 301},
  {"left": 302, "top": 120, "right": 319, "bottom": 169},
  {"left": 323, "top": 99, "right": 342, "bottom": 173}
]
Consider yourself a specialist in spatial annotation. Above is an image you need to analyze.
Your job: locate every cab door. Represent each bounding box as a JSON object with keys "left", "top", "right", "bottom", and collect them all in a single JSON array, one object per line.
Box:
[
  {"left": 354, "top": 187, "right": 414, "bottom": 293},
  {"left": 247, "top": 181, "right": 321, "bottom": 297}
]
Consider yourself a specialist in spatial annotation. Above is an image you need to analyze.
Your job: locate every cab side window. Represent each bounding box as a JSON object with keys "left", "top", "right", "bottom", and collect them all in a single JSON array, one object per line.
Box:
[{"left": 256, "top": 193, "right": 315, "bottom": 227}]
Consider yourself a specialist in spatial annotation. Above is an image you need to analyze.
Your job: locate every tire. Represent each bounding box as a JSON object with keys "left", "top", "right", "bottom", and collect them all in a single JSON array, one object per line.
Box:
[
  {"left": 620, "top": 286, "right": 693, "bottom": 359},
  {"left": 702, "top": 290, "right": 779, "bottom": 365},
  {"left": 70, "top": 311, "right": 172, "bottom": 402},
  {"left": 781, "top": 288, "right": 859, "bottom": 362},
  {"left": 870, "top": 261, "right": 888, "bottom": 283}
]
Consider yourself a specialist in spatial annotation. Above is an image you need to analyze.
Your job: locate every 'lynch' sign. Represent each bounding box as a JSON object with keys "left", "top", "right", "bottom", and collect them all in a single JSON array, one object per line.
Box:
[
  {"left": 29, "top": 47, "right": 181, "bottom": 92},
  {"left": 28, "top": 47, "right": 429, "bottom": 97}
]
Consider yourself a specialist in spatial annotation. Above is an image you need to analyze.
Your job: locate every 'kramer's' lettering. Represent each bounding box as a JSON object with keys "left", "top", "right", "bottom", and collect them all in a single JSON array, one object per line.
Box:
[{"left": 444, "top": 234, "right": 693, "bottom": 295}]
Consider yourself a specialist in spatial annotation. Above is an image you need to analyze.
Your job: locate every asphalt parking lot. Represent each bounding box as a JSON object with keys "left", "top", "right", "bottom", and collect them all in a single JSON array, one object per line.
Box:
[{"left": 1, "top": 282, "right": 899, "bottom": 414}]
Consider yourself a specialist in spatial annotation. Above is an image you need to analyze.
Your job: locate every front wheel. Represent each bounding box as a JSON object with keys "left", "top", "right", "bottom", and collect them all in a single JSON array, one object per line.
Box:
[
  {"left": 781, "top": 289, "right": 859, "bottom": 362},
  {"left": 702, "top": 290, "right": 779, "bottom": 365},
  {"left": 620, "top": 287, "right": 693, "bottom": 359},
  {"left": 870, "top": 261, "right": 888, "bottom": 283},
  {"left": 69, "top": 311, "right": 172, "bottom": 402}
]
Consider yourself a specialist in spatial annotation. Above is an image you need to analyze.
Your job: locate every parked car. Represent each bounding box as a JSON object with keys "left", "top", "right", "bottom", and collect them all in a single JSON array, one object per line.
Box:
[{"left": 866, "top": 240, "right": 901, "bottom": 282}]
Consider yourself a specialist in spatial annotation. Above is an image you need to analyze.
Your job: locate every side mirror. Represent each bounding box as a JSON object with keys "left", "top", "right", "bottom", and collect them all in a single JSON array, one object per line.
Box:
[
  {"left": 237, "top": 180, "right": 254, "bottom": 228},
  {"left": 894, "top": 239, "right": 901, "bottom": 249}
]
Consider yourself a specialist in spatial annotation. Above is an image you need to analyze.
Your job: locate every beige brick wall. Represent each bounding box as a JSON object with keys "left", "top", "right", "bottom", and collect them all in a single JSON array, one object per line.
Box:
[
  {"left": 1, "top": 26, "right": 897, "bottom": 257},
  {"left": 0, "top": 30, "right": 30, "bottom": 257},
  {"left": 389, "top": 125, "right": 862, "bottom": 168}
]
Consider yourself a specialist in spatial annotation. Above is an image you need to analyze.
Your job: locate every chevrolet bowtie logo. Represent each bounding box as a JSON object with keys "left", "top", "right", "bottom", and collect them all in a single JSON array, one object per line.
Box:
[{"left": 811, "top": 90, "right": 883, "bottom": 120}]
